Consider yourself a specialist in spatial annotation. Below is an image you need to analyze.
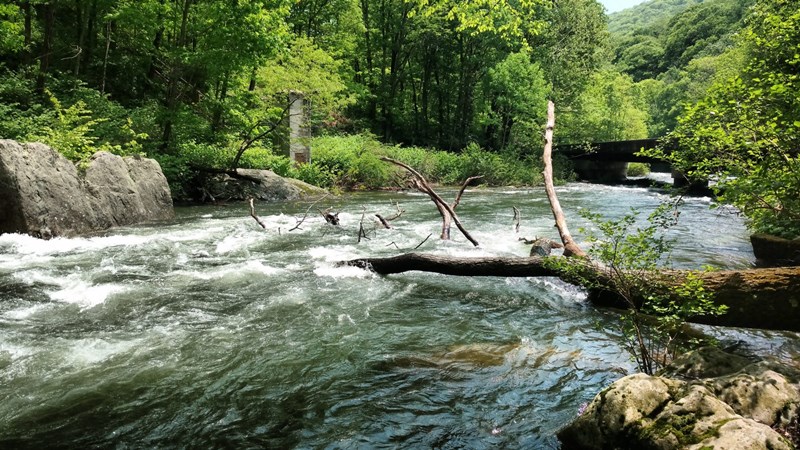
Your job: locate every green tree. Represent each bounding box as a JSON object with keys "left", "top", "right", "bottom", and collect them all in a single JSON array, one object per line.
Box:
[
  {"left": 615, "top": 35, "right": 664, "bottom": 81},
  {"left": 648, "top": 0, "right": 800, "bottom": 238},
  {"left": 560, "top": 70, "right": 649, "bottom": 143},
  {"left": 0, "top": 3, "right": 24, "bottom": 54},
  {"left": 226, "top": 36, "right": 352, "bottom": 169},
  {"left": 532, "top": 0, "right": 608, "bottom": 105},
  {"left": 480, "top": 50, "right": 549, "bottom": 151},
  {"left": 661, "top": 0, "right": 749, "bottom": 70}
]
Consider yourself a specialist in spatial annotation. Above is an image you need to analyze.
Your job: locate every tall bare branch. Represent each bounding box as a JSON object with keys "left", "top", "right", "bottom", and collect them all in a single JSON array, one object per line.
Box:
[{"left": 542, "top": 101, "right": 586, "bottom": 257}]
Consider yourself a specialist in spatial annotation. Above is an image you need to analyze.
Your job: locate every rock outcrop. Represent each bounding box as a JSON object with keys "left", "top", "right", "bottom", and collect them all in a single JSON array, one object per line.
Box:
[
  {"left": 199, "top": 168, "right": 327, "bottom": 202},
  {"left": 751, "top": 233, "right": 800, "bottom": 267},
  {"left": 0, "top": 140, "right": 174, "bottom": 238},
  {"left": 559, "top": 347, "right": 800, "bottom": 449}
]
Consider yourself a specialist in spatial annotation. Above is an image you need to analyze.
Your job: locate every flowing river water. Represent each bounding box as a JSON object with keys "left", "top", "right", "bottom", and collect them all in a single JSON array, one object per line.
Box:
[{"left": 1, "top": 183, "right": 798, "bottom": 448}]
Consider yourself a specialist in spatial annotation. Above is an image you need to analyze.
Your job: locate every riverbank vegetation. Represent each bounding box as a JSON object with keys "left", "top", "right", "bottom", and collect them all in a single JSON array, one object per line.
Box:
[{"left": 0, "top": 0, "right": 798, "bottom": 236}]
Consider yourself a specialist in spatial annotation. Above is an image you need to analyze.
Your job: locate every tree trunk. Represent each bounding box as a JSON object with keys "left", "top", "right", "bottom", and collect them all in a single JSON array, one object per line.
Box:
[
  {"left": 340, "top": 254, "right": 800, "bottom": 332},
  {"left": 22, "top": 0, "right": 32, "bottom": 66},
  {"left": 36, "top": 2, "right": 55, "bottom": 93},
  {"left": 542, "top": 100, "right": 586, "bottom": 257}
]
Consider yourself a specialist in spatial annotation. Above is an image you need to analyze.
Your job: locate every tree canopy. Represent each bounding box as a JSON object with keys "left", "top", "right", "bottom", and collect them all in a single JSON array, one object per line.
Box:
[
  {"left": 0, "top": 0, "right": 798, "bottom": 237},
  {"left": 644, "top": 0, "right": 800, "bottom": 238}
]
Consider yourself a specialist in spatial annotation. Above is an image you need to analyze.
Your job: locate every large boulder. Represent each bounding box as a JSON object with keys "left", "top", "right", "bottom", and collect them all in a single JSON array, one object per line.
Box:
[
  {"left": 0, "top": 140, "right": 174, "bottom": 238},
  {"left": 558, "top": 347, "right": 800, "bottom": 450},
  {"left": 200, "top": 168, "right": 327, "bottom": 202}
]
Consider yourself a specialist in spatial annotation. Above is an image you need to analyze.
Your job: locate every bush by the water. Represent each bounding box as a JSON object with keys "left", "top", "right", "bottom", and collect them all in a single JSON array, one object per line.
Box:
[
  {"left": 309, "top": 134, "right": 573, "bottom": 189},
  {"left": 159, "top": 134, "right": 572, "bottom": 196},
  {"left": 626, "top": 162, "right": 650, "bottom": 177}
]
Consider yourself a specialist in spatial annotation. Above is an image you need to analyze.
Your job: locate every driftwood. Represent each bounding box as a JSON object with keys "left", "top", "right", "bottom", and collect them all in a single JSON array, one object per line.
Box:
[
  {"left": 321, "top": 209, "right": 340, "bottom": 225},
  {"left": 375, "top": 202, "right": 405, "bottom": 229},
  {"left": 542, "top": 101, "right": 586, "bottom": 257},
  {"left": 340, "top": 253, "right": 800, "bottom": 331},
  {"left": 248, "top": 198, "right": 268, "bottom": 230},
  {"left": 381, "top": 157, "right": 480, "bottom": 246},
  {"left": 288, "top": 193, "right": 331, "bottom": 232}
]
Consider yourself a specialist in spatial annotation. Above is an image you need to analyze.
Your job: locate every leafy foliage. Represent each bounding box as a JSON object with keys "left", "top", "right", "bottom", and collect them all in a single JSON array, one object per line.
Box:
[
  {"left": 28, "top": 91, "right": 145, "bottom": 165},
  {"left": 560, "top": 70, "right": 650, "bottom": 143},
  {"left": 0, "top": 4, "right": 24, "bottom": 54},
  {"left": 571, "top": 204, "right": 726, "bottom": 374},
  {"left": 607, "top": 0, "right": 702, "bottom": 35},
  {"left": 644, "top": 0, "right": 800, "bottom": 238}
]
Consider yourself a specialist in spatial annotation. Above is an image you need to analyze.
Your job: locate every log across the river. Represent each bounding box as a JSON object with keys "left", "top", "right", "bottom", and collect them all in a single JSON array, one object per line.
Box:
[{"left": 342, "top": 253, "right": 800, "bottom": 332}]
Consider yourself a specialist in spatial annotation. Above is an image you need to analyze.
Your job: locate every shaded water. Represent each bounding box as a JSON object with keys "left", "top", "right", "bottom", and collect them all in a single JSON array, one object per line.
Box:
[{"left": 0, "top": 184, "right": 796, "bottom": 448}]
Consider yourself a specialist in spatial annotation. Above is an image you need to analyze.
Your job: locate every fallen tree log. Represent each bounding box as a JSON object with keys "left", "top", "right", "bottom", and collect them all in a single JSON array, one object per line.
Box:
[
  {"left": 340, "top": 253, "right": 800, "bottom": 332},
  {"left": 339, "top": 102, "right": 800, "bottom": 333}
]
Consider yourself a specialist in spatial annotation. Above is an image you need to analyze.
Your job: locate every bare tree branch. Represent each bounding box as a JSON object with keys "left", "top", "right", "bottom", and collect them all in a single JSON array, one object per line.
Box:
[
  {"left": 380, "top": 157, "right": 479, "bottom": 246},
  {"left": 542, "top": 101, "right": 586, "bottom": 257},
  {"left": 248, "top": 198, "right": 268, "bottom": 230},
  {"left": 288, "top": 193, "right": 331, "bottom": 232}
]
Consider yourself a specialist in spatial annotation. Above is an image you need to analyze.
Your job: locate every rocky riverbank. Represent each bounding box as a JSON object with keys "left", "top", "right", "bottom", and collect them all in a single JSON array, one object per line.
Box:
[
  {"left": 0, "top": 140, "right": 173, "bottom": 238},
  {"left": 558, "top": 346, "right": 800, "bottom": 449}
]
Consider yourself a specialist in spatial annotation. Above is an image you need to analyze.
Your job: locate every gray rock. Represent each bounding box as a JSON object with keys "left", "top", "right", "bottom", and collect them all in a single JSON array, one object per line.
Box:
[
  {"left": 660, "top": 346, "right": 753, "bottom": 379},
  {"left": 558, "top": 373, "right": 681, "bottom": 449},
  {"left": 529, "top": 237, "right": 564, "bottom": 257},
  {"left": 202, "top": 168, "right": 327, "bottom": 202},
  {"left": 688, "top": 418, "right": 793, "bottom": 450},
  {"left": 712, "top": 368, "right": 800, "bottom": 427},
  {"left": 559, "top": 347, "right": 799, "bottom": 450},
  {"left": 0, "top": 140, "right": 174, "bottom": 238}
]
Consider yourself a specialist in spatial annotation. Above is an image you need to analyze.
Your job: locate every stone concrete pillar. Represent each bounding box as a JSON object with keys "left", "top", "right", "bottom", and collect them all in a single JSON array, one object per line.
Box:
[
  {"left": 288, "top": 90, "right": 311, "bottom": 166},
  {"left": 671, "top": 169, "right": 709, "bottom": 192}
]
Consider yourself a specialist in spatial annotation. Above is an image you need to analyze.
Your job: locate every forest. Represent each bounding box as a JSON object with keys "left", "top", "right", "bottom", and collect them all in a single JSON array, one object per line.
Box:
[{"left": 0, "top": 0, "right": 798, "bottom": 238}]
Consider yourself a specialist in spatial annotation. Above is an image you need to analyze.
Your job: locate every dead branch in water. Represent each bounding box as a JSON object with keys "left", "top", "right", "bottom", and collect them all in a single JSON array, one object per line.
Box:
[
  {"left": 381, "top": 157, "right": 480, "bottom": 246},
  {"left": 414, "top": 233, "right": 433, "bottom": 250},
  {"left": 542, "top": 101, "right": 586, "bottom": 257},
  {"left": 375, "top": 202, "right": 406, "bottom": 229},
  {"left": 357, "top": 207, "right": 370, "bottom": 243},
  {"left": 248, "top": 198, "right": 268, "bottom": 230},
  {"left": 288, "top": 193, "right": 331, "bottom": 232}
]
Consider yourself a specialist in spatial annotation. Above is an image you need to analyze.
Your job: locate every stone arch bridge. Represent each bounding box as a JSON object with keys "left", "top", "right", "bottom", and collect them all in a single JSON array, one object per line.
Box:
[{"left": 554, "top": 138, "right": 699, "bottom": 188}]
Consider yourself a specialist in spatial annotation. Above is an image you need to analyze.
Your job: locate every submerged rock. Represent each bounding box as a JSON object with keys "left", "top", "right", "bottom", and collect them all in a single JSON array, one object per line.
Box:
[
  {"left": 528, "top": 237, "right": 564, "bottom": 257},
  {"left": 0, "top": 140, "right": 174, "bottom": 238},
  {"left": 558, "top": 347, "right": 800, "bottom": 450}
]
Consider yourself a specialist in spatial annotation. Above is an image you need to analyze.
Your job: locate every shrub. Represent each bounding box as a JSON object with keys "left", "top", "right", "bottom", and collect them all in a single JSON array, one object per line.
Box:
[
  {"left": 565, "top": 203, "right": 727, "bottom": 374},
  {"left": 627, "top": 162, "right": 651, "bottom": 177}
]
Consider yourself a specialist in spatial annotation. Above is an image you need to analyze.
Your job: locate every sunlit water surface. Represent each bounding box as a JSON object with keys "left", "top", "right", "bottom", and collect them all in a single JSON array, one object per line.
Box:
[{"left": 1, "top": 184, "right": 798, "bottom": 448}]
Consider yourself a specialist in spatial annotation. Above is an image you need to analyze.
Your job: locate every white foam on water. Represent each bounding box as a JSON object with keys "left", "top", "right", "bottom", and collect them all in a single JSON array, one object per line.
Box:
[
  {"left": 13, "top": 268, "right": 68, "bottom": 286},
  {"left": 0, "top": 342, "right": 33, "bottom": 360},
  {"left": 527, "top": 277, "right": 587, "bottom": 303},
  {"left": 313, "top": 263, "right": 373, "bottom": 279},
  {"left": 0, "top": 232, "right": 152, "bottom": 257},
  {"left": 2, "top": 303, "right": 53, "bottom": 320},
  {"left": 215, "top": 234, "right": 250, "bottom": 254},
  {"left": 308, "top": 246, "right": 361, "bottom": 262},
  {"left": 49, "top": 280, "right": 128, "bottom": 309},
  {"left": 12, "top": 268, "right": 126, "bottom": 309},
  {"left": 338, "top": 314, "right": 356, "bottom": 325},
  {"left": 172, "top": 260, "right": 283, "bottom": 281},
  {"left": 66, "top": 337, "right": 140, "bottom": 365}
]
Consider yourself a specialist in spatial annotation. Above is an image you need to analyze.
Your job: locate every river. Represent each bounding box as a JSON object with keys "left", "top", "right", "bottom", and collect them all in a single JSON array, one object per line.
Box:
[{"left": 1, "top": 184, "right": 797, "bottom": 448}]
